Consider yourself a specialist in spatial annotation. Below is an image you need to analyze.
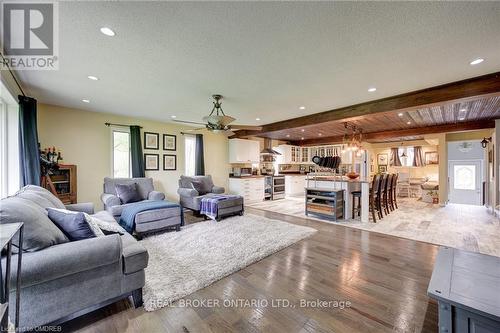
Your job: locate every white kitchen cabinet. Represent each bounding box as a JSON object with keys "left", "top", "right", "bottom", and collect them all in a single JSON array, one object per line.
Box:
[
  {"left": 229, "top": 139, "right": 260, "bottom": 163},
  {"left": 274, "top": 145, "right": 301, "bottom": 164},
  {"left": 285, "top": 175, "right": 307, "bottom": 196},
  {"left": 228, "top": 177, "right": 265, "bottom": 203}
]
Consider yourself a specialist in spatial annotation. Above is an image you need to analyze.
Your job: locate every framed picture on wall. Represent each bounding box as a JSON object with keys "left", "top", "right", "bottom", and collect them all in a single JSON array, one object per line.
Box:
[
  {"left": 425, "top": 151, "right": 439, "bottom": 165},
  {"left": 144, "top": 132, "right": 159, "bottom": 150},
  {"left": 378, "top": 165, "right": 387, "bottom": 173},
  {"left": 163, "top": 154, "right": 177, "bottom": 171},
  {"left": 144, "top": 154, "right": 159, "bottom": 170},
  {"left": 377, "top": 154, "right": 388, "bottom": 166},
  {"left": 163, "top": 134, "right": 177, "bottom": 151}
]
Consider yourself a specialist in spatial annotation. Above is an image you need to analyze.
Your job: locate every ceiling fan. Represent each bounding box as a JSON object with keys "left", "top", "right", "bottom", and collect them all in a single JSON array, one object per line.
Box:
[{"left": 174, "top": 94, "right": 262, "bottom": 136}]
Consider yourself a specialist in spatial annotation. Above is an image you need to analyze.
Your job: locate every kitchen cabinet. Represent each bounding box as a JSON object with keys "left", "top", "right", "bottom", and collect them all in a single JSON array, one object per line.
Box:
[
  {"left": 229, "top": 139, "right": 260, "bottom": 163},
  {"left": 228, "top": 177, "right": 265, "bottom": 203},
  {"left": 285, "top": 175, "right": 307, "bottom": 196},
  {"left": 275, "top": 145, "right": 302, "bottom": 164}
]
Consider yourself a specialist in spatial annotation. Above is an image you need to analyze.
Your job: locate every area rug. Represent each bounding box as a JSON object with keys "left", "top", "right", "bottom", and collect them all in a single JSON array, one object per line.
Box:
[{"left": 139, "top": 214, "right": 316, "bottom": 311}]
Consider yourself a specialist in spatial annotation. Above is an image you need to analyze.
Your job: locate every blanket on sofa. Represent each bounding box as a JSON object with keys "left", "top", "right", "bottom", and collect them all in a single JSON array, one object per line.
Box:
[
  {"left": 119, "top": 200, "right": 181, "bottom": 233},
  {"left": 200, "top": 195, "right": 239, "bottom": 220}
]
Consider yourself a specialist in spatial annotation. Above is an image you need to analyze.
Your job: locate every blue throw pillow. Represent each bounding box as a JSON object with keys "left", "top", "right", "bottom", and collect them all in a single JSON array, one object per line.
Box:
[
  {"left": 115, "top": 183, "right": 142, "bottom": 204},
  {"left": 47, "top": 208, "right": 96, "bottom": 241}
]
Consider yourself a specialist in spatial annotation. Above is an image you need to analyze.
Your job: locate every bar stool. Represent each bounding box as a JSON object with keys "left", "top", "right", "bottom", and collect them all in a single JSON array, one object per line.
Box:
[
  {"left": 391, "top": 173, "right": 399, "bottom": 210},
  {"left": 377, "top": 174, "right": 387, "bottom": 219},
  {"left": 383, "top": 174, "right": 393, "bottom": 215},
  {"left": 352, "top": 174, "right": 381, "bottom": 222}
]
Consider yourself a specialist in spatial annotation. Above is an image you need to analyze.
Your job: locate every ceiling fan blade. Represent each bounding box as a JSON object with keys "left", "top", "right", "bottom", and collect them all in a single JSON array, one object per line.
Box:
[
  {"left": 173, "top": 119, "right": 207, "bottom": 126},
  {"left": 229, "top": 125, "right": 263, "bottom": 131},
  {"left": 223, "top": 130, "right": 236, "bottom": 137},
  {"left": 183, "top": 127, "right": 206, "bottom": 132}
]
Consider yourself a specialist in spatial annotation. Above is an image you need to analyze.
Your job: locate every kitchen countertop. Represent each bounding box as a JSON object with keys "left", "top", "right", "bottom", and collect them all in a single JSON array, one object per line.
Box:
[
  {"left": 306, "top": 176, "right": 370, "bottom": 183},
  {"left": 229, "top": 175, "right": 265, "bottom": 179}
]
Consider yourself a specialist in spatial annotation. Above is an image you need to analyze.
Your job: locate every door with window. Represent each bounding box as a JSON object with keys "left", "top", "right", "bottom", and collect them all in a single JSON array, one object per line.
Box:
[{"left": 449, "top": 160, "right": 482, "bottom": 205}]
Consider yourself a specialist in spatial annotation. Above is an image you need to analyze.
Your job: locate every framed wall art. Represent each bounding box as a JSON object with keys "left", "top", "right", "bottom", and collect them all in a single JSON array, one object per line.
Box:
[
  {"left": 163, "top": 134, "right": 177, "bottom": 151},
  {"left": 144, "top": 132, "right": 159, "bottom": 150},
  {"left": 163, "top": 154, "right": 177, "bottom": 171},
  {"left": 425, "top": 151, "right": 439, "bottom": 165},
  {"left": 144, "top": 154, "right": 159, "bottom": 171}
]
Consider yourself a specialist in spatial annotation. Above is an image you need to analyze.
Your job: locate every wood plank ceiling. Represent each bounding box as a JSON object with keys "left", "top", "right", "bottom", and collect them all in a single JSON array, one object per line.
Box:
[{"left": 255, "top": 96, "right": 500, "bottom": 143}]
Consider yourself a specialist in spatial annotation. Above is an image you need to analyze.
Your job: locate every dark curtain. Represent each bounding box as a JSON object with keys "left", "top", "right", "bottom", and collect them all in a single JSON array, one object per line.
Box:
[
  {"left": 19, "top": 96, "right": 41, "bottom": 186},
  {"left": 413, "top": 146, "right": 424, "bottom": 167},
  {"left": 195, "top": 134, "right": 205, "bottom": 176},
  {"left": 390, "top": 147, "right": 402, "bottom": 167},
  {"left": 130, "top": 125, "right": 145, "bottom": 177}
]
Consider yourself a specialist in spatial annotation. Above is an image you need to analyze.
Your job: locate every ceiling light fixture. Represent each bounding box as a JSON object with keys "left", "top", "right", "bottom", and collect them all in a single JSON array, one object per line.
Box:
[
  {"left": 286, "top": 134, "right": 290, "bottom": 138},
  {"left": 82, "top": 99, "right": 90, "bottom": 103},
  {"left": 398, "top": 113, "right": 403, "bottom": 117},
  {"left": 87, "top": 75, "right": 99, "bottom": 81},
  {"left": 299, "top": 106, "right": 306, "bottom": 110},
  {"left": 470, "top": 58, "right": 484, "bottom": 65},
  {"left": 171, "top": 115, "right": 177, "bottom": 119},
  {"left": 368, "top": 87, "right": 377, "bottom": 92},
  {"left": 318, "top": 133, "right": 322, "bottom": 136},
  {"left": 301, "top": 137, "right": 304, "bottom": 140},
  {"left": 255, "top": 118, "right": 260, "bottom": 121},
  {"left": 100, "top": 27, "right": 115, "bottom": 37},
  {"left": 458, "top": 117, "right": 465, "bottom": 121},
  {"left": 301, "top": 129, "right": 305, "bottom": 132},
  {"left": 407, "top": 121, "right": 411, "bottom": 125}
]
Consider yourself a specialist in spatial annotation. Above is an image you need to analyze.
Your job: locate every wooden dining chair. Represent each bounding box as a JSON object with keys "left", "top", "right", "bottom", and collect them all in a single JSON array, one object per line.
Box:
[
  {"left": 376, "top": 174, "right": 387, "bottom": 219},
  {"left": 391, "top": 173, "right": 399, "bottom": 210},
  {"left": 370, "top": 174, "right": 381, "bottom": 223},
  {"left": 383, "top": 174, "right": 393, "bottom": 215}
]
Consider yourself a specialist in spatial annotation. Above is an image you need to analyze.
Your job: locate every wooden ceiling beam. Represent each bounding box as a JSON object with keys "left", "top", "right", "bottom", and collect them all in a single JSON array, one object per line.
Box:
[
  {"left": 233, "top": 71, "right": 500, "bottom": 138},
  {"left": 298, "top": 120, "right": 496, "bottom": 146}
]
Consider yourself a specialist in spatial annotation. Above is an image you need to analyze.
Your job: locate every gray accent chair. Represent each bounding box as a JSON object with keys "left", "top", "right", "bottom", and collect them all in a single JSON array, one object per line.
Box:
[
  {"left": 101, "top": 177, "right": 165, "bottom": 220},
  {"left": 0, "top": 185, "right": 148, "bottom": 329},
  {"left": 177, "top": 175, "right": 225, "bottom": 212}
]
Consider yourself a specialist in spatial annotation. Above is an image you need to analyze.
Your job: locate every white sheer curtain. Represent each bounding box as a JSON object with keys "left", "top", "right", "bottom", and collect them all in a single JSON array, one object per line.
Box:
[{"left": 184, "top": 135, "right": 196, "bottom": 176}]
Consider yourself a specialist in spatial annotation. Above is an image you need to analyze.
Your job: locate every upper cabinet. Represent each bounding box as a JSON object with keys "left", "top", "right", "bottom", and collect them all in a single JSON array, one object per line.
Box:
[
  {"left": 229, "top": 139, "right": 260, "bottom": 163},
  {"left": 275, "top": 144, "right": 351, "bottom": 164},
  {"left": 274, "top": 145, "right": 302, "bottom": 164}
]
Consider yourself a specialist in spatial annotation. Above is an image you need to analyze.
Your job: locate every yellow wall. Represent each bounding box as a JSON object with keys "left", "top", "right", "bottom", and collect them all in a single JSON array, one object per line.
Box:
[{"left": 37, "top": 104, "right": 229, "bottom": 208}]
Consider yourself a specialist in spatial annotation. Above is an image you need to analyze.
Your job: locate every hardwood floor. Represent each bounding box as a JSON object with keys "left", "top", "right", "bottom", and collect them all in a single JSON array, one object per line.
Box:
[{"left": 61, "top": 208, "right": 439, "bottom": 333}]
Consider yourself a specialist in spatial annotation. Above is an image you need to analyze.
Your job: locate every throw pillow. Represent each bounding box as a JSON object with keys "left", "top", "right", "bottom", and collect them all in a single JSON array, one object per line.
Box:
[
  {"left": 47, "top": 208, "right": 97, "bottom": 241},
  {"left": 191, "top": 180, "right": 207, "bottom": 195},
  {"left": 86, "top": 214, "right": 125, "bottom": 235},
  {"left": 49, "top": 208, "right": 105, "bottom": 237},
  {"left": 115, "top": 183, "right": 142, "bottom": 204}
]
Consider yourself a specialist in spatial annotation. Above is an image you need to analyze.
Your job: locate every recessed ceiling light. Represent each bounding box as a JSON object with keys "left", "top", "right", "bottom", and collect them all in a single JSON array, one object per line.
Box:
[
  {"left": 299, "top": 106, "right": 306, "bottom": 110},
  {"left": 469, "top": 58, "right": 484, "bottom": 65},
  {"left": 459, "top": 108, "right": 467, "bottom": 112},
  {"left": 368, "top": 87, "right": 377, "bottom": 92},
  {"left": 301, "top": 137, "right": 304, "bottom": 140},
  {"left": 286, "top": 134, "right": 290, "bottom": 138},
  {"left": 255, "top": 118, "right": 260, "bottom": 121},
  {"left": 398, "top": 113, "right": 403, "bottom": 117},
  {"left": 458, "top": 117, "right": 465, "bottom": 121},
  {"left": 318, "top": 133, "right": 322, "bottom": 136},
  {"left": 100, "top": 27, "right": 115, "bottom": 37},
  {"left": 82, "top": 99, "right": 90, "bottom": 103},
  {"left": 301, "top": 129, "right": 305, "bottom": 132},
  {"left": 171, "top": 115, "right": 177, "bottom": 119},
  {"left": 406, "top": 121, "right": 411, "bottom": 125},
  {"left": 87, "top": 75, "right": 99, "bottom": 81}
]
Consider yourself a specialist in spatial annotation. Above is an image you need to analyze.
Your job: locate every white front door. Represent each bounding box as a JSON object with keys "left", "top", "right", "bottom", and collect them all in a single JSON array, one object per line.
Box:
[{"left": 449, "top": 160, "right": 482, "bottom": 205}]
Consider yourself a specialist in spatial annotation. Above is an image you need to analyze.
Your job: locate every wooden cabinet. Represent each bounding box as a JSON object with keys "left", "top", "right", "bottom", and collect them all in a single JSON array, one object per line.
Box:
[
  {"left": 46, "top": 164, "right": 77, "bottom": 204},
  {"left": 229, "top": 139, "right": 260, "bottom": 163},
  {"left": 285, "top": 175, "right": 307, "bottom": 196},
  {"left": 228, "top": 177, "right": 265, "bottom": 203}
]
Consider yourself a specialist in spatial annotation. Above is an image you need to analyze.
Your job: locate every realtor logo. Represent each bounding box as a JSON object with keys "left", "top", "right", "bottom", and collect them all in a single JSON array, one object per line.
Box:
[{"left": 1, "top": 1, "right": 59, "bottom": 70}]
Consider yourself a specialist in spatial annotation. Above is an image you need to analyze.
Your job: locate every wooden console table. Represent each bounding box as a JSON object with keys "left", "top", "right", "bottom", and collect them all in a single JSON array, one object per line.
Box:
[
  {"left": 428, "top": 247, "right": 500, "bottom": 333},
  {"left": 0, "top": 223, "right": 24, "bottom": 332}
]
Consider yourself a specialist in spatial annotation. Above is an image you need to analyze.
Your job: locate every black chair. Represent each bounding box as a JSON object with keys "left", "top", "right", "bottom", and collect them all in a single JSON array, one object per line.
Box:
[
  {"left": 351, "top": 174, "right": 381, "bottom": 223},
  {"left": 376, "top": 174, "right": 388, "bottom": 219}
]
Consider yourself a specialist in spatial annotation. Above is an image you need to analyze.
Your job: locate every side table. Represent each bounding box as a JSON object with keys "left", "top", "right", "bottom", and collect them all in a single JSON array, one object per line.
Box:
[{"left": 0, "top": 222, "right": 24, "bottom": 332}]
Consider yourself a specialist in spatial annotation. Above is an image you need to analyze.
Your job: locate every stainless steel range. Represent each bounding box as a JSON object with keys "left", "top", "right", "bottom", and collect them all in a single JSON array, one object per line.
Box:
[{"left": 265, "top": 175, "right": 285, "bottom": 200}]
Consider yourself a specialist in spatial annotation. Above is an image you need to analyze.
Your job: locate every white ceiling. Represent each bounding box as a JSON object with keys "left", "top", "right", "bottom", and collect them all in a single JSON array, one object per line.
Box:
[{"left": 16, "top": 1, "right": 500, "bottom": 126}]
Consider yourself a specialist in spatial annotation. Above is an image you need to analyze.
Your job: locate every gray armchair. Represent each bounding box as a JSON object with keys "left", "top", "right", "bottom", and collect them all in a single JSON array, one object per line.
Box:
[
  {"left": 177, "top": 175, "right": 225, "bottom": 211},
  {"left": 101, "top": 177, "right": 165, "bottom": 220}
]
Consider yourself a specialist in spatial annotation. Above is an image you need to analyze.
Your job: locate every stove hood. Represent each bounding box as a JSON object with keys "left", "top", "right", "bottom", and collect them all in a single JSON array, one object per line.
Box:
[{"left": 260, "top": 138, "right": 281, "bottom": 155}]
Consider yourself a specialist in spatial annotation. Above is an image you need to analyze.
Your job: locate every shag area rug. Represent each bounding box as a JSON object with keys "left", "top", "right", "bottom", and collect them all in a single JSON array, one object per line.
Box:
[{"left": 139, "top": 214, "right": 316, "bottom": 311}]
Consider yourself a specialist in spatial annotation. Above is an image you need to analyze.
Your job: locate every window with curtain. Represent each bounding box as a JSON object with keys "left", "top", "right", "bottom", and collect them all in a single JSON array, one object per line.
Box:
[
  {"left": 185, "top": 134, "right": 196, "bottom": 176},
  {"left": 0, "top": 90, "right": 20, "bottom": 198},
  {"left": 111, "top": 128, "right": 131, "bottom": 178},
  {"left": 398, "top": 146, "right": 415, "bottom": 167}
]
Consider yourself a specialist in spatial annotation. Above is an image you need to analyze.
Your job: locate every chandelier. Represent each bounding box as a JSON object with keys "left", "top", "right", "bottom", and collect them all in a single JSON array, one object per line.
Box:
[{"left": 341, "top": 122, "right": 364, "bottom": 157}]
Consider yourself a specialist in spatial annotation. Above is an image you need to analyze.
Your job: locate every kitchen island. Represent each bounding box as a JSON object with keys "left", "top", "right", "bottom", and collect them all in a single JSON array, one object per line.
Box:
[{"left": 306, "top": 175, "right": 370, "bottom": 222}]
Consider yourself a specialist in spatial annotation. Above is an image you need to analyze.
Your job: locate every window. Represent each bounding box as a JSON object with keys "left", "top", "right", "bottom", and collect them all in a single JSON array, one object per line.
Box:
[
  {"left": 398, "top": 146, "right": 415, "bottom": 167},
  {"left": 0, "top": 87, "right": 20, "bottom": 198},
  {"left": 111, "top": 128, "right": 131, "bottom": 178},
  {"left": 184, "top": 135, "right": 196, "bottom": 176}
]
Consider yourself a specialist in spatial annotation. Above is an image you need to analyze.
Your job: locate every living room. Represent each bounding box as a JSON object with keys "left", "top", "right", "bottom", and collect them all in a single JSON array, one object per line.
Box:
[{"left": 1, "top": 2, "right": 500, "bottom": 333}]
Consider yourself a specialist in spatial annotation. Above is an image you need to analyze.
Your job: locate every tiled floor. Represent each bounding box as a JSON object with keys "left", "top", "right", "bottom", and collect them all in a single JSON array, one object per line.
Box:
[{"left": 249, "top": 196, "right": 500, "bottom": 257}]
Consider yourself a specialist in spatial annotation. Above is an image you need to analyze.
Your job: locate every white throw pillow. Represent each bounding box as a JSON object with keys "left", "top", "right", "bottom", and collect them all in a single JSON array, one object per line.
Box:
[{"left": 86, "top": 214, "right": 124, "bottom": 234}]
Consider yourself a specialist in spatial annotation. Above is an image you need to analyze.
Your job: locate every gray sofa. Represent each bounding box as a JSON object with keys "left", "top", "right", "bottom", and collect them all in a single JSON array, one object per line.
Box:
[
  {"left": 177, "top": 175, "right": 225, "bottom": 212},
  {"left": 101, "top": 177, "right": 165, "bottom": 220},
  {"left": 0, "top": 186, "right": 148, "bottom": 329}
]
